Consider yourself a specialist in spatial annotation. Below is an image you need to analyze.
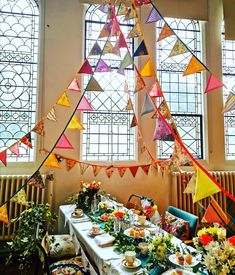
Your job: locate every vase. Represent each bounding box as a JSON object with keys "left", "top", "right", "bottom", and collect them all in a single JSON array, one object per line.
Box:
[{"left": 113, "top": 217, "right": 122, "bottom": 233}]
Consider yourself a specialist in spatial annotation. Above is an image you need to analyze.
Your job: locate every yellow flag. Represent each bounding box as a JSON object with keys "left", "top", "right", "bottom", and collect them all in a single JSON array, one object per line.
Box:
[
  {"left": 183, "top": 175, "right": 196, "bottom": 194},
  {"left": 125, "top": 98, "right": 133, "bottom": 110},
  {"left": 11, "top": 189, "right": 28, "bottom": 206},
  {"left": 193, "top": 166, "right": 221, "bottom": 203},
  {"left": 43, "top": 153, "right": 62, "bottom": 169},
  {"left": 169, "top": 39, "right": 188, "bottom": 57},
  {"left": 67, "top": 115, "right": 85, "bottom": 130},
  {"left": 0, "top": 204, "right": 9, "bottom": 224},
  {"left": 140, "top": 57, "right": 156, "bottom": 77},
  {"left": 157, "top": 24, "right": 174, "bottom": 42},
  {"left": 127, "top": 22, "right": 142, "bottom": 38},
  {"left": 56, "top": 92, "right": 71, "bottom": 107},
  {"left": 183, "top": 56, "right": 206, "bottom": 76}
]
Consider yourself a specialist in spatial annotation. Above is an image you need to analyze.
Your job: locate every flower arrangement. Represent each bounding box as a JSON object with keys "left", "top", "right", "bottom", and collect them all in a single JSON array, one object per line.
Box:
[
  {"left": 76, "top": 180, "right": 101, "bottom": 211},
  {"left": 193, "top": 227, "right": 235, "bottom": 274}
]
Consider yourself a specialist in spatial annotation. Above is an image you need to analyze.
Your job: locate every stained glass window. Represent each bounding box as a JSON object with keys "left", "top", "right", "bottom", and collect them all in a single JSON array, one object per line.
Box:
[
  {"left": 0, "top": 0, "right": 39, "bottom": 162},
  {"left": 156, "top": 18, "right": 203, "bottom": 159},
  {"left": 82, "top": 5, "right": 135, "bottom": 161},
  {"left": 222, "top": 27, "right": 235, "bottom": 160}
]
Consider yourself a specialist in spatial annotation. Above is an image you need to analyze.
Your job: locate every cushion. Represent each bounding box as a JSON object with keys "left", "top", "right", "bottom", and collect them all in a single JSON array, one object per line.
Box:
[
  {"left": 49, "top": 234, "right": 76, "bottom": 259},
  {"left": 163, "top": 211, "right": 190, "bottom": 241}
]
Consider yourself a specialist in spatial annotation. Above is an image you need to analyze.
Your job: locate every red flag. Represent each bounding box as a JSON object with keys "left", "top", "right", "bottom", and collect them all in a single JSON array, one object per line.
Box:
[
  {"left": 129, "top": 166, "right": 139, "bottom": 177},
  {"left": 0, "top": 150, "right": 7, "bottom": 166},
  {"left": 205, "top": 73, "right": 224, "bottom": 93},
  {"left": 21, "top": 133, "right": 32, "bottom": 149},
  {"left": 141, "top": 165, "right": 150, "bottom": 175},
  {"left": 117, "top": 167, "right": 127, "bottom": 177},
  {"left": 78, "top": 59, "right": 93, "bottom": 75}
]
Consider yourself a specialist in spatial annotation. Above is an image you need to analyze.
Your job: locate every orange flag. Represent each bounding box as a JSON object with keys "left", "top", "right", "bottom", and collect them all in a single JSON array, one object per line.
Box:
[
  {"left": 183, "top": 56, "right": 206, "bottom": 76},
  {"left": 56, "top": 92, "right": 71, "bottom": 107},
  {"left": 157, "top": 24, "right": 174, "bottom": 42},
  {"left": 0, "top": 205, "right": 9, "bottom": 224},
  {"left": 67, "top": 115, "right": 85, "bottom": 130},
  {"left": 140, "top": 57, "right": 155, "bottom": 77},
  {"left": 43, "top": 153, "right": 62, "bottom": 169}
]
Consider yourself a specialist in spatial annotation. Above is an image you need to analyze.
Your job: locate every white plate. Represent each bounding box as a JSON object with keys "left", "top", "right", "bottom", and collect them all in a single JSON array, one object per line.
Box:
[
  {"left": 168, "top": 254, "right": 200, "bottom": 268},
  {"left": 121, "top": 258, "right": 141, "bottom": 269},
  {"left": 88, "top": 229, "right": 104, "bottom": 237},
  {"left": 71, "top": 213, "right": 84, "bottom": 218},
  {"left": 162, "top": 269, "right": 196, "bottom": 275},
  {"left": 124, "top": 228, "right": 150, "bottom": 238}
]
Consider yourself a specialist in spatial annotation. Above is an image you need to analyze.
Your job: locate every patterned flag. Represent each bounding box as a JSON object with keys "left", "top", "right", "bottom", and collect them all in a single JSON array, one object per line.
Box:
[
  {"left": 92, "top": 165, "right": 102, "bottom": 177},
  {"left": 47, "top": 107, "right": 57, "bottom": 121},
  {"left": 117, "top": 167, "right": 127, "bottom": 177},
  {"left": 9, "top": 142, "right": 20, "bottom": 156},
  {"left": 79, "top": 163, "right": 89, "bottom": 175},
  {"left": 103, "top": 41, "right": 114, "bottom": 54},
  {"left": 145, "top": 7, "right": 161, "bottom": 24},
  {"left": 115, "top": 33, "right": 128, "bottom": 49},
  {"left": 169, "top": 39, "right": 188, "bottom": 57},
  {"left": 67, "top": 78, "right": 80, "bottom": 91},
  {"left": 124, "top": 6, "right": 136, "bottom": 21},
  {"left": 106, "top": 166, "right": 115, "bottom": 178},
  {"left": 28, "top": 171, "right": 45, "bottom": 188},
  {"left": 149, "top": 80, "right": 162, "bottom": 97},
  {"left": 117, "top": 3, "right": 127, "bottom": 16},
  {"left": 89, "top": 42, "right": 102, "bottom": 56},
  {"left": 21, "top": 133, "right": 32, "bottom": 149},
  {"left": 32, "top": 121, "right": 45, "bottom": 136},
  {"left": 95, "top": 59, "right": 112, "bottom": 73},
  {"left": 0, "top": 204, "right": 9, "bottom": 224},
  {"left": 170, "top": 141, "right": 192, "bottom": 171},
  {"left": 223, "top": 90, "right": 235, "bottom": 113},
  {"left": 157, "top": 24, "right": 174, "bottom": 42},
  {"left": 153, "top": 117, "right": 174, "bottom": 141},
  {"left": 11, "top": 189, "right": 28, "bottom": 206},
  {"left": 66, "top": 159, "right": 77, "bottom": 171},
  {"left": 99, "top": 22, "right": 112, "bottom": 38},
  {"left": 133, "top": 40, "right": 148, "bottom": 57}
]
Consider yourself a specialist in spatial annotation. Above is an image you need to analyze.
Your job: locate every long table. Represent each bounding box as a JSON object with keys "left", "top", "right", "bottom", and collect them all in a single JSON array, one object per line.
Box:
[{"left": 58, "top": 204, "right": 199, "bottom": 275}]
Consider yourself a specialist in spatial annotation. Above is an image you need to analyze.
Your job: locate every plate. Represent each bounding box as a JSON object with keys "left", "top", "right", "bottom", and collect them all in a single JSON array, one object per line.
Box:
[
  {"left": 168, "top": 254, "right": 200, "bottom": 268},
  {"left": 71, "top": 213, "right": 84, "bottom": 218},
  {"left": 121, "top": 258, "right": 141, "bottom": 269},
  {"left": 50, "top": 263, "right": 90, "bottom": 275},
  {"left": 88, "top": 229, "right": 104, "bottom": 238},
  {"left": 124, "top": 228, "right": 150, "bottom": 238},
  {"left": 162, "top": 269, "right": 196, "bottom": 275}
]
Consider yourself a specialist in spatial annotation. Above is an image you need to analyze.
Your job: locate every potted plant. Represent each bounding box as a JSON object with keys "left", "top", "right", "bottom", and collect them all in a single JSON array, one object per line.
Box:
[{"left": 6, "top": 202, "right": 57, "bottom": 271}]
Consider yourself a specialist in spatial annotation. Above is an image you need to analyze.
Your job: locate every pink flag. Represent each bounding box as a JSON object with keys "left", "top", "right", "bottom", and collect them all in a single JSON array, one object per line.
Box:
[
  {"left": 149, "top": 81, "right": 162, "bottom": 97},
  {"left": 55, "top": 134, "right": 73, "bottom": 149},
  {"left": 111, "top": 18, "right": 121, "bottom": 36},
  {"left": 78, "top": 59, "right": 93, "bottom": 75},
  {"left": 9, "top": 142, "right": 20, "bottom": 156},
  {"left": 95, "top": 59, "right": 112, "bottom": 73},
  {"left": 68, "top": 78, "right": 80, "bottom": 92},
  {"left": 77, "top": 96, "right": 93, "bottom": 111},
  {"left": 0, "top": 150, "right": 7, "bottom": 166},
  {"left": 205, "top": 73, "right": 224, "bottom": 93},
  {"left": 115, "top": 33, "right": 128, "bottom": 49}
]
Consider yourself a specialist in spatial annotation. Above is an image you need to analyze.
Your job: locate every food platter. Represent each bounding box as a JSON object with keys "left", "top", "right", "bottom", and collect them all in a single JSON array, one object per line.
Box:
[
  {"left": 168, "top": 254, "right": 200, "bottom": 268},
  {"left": 124, "top": 228, "right": 150, "bottom": 238},
  {"left": 121, "top": 258, "right": 141, "bottom": 269}
]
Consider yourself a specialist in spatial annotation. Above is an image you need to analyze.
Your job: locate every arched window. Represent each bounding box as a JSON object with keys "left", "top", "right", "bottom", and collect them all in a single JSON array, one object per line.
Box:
[
  {"left": 0, "top": 0, "right": 39, "bottom": 162},
  {"left": 222, "top": 26, "right": 235, "bottom": 160},
  {"left": 82, "top": 5, "right": 135, "bottom": 161},
  {"left": 156, "top": 18, "right": 203, "bottom": 159}
]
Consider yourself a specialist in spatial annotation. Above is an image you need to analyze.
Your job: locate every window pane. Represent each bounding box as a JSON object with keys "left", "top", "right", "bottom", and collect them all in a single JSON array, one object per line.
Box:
[{"left": 0, "top": 0, "right": 39, "bottom": 162}]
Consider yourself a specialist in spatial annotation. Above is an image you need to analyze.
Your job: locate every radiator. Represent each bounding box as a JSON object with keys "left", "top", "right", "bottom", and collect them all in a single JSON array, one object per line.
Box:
[
  {"left": 171, "top": 171, "right": 235, "bottom": 220},
  {"left": 0, "top": 175, "right": 53, "bottom": 240}
]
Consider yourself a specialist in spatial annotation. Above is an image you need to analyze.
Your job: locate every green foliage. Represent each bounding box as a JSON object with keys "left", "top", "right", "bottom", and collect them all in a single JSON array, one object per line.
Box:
[
  {"left": 6, "top": 202, "right": 57, "bottom": 270},
  {"left": 113, "top": 231, "right": 142, "bottom": 254}
]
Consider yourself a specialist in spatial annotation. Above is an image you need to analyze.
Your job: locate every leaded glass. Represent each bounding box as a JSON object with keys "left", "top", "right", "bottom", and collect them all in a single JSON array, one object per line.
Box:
[
  {"left": 0, "top": 0, "right": 39, "bottom": 162},
  {"left": 156, "top": 18, "right": 203, "bottom": 159},
  {"left": 82, "top": 5, "right": 135, "bottom": 161}
]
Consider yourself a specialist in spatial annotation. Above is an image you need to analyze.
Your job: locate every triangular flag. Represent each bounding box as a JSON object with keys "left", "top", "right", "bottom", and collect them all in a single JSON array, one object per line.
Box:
[
  {"left": 79, "top": 163, "right": 89, "bottom": 175},
  {"left": 133, "top": 40, "right": 148, "bottom": 57},
  {"left": 183, "top": 175, "right": 196, "bottom": 194},
  {"left": 78, "top": 59, "right": 94, "bottom": 75},
  {"left": 124, "top": 6, "right": 136, "bottom": 21},
  {"left": 202, "top": 197, "right": 229, "bottom": 225},
  {"left": 117, "top": 3, "right": 127, "bottom": 16},
  {"left": 9, "top": 142, "right": 20, "bottom": 156},
  {"left": 130, "top": 114, "right": 138, "bottom": 128},
  {"left": 67, "top": 115, "right": 85, "bottom": 130},
  {"left": 56, "top": 92, "right": 71, "bottom": 107},
  {"left": 28, "top": 171, "right": 45, "bottom": 188},
  {"left": 89, "top": 42, "right": 102, "bottom": 56},
  {"left": 134, "top": 66, "right": 146, "bottom": 92},
  {"left": 98, "top": 3, "right": 109, "bottom": 14},
  {"left": 119, "top": 52, "right": 133, "bottom": 69},
  {"left": 170, "top": 141, "right": 192, "bottom": 171},
  {"left": 86, "top": 77, "right": 103, "bottom": 92},
  {"left": 127, "top": 22, "right": 142, "bottom": 38},
  {"left": 43, "top": 153, "right": 62, "bottom": 169},
  {"left": 66, "top": 159, "right": 77, "bottom": 171},
  {"left": 0, "top": 150, "right": 7, "bottom": 166},
  {"left": 77, "top": 96, "right": 93, "bottom": 111},
  {"left": 47, "top": 107, "right": 57, "bottom": 121},
  {"left": 140, "top": 57, "right": 155, "bottom": 77},
  {"left": 149, "top": 80, "right": 162, "bottom": 97},
  {"left": 205, "top": 73, "right": 224, "bottom": 93},
  {"left": 117, "top": 167, "right": 127, "bottom": 177},
  {"left": 145, "top": 7, "right": 161, "bottom": 24},
  {"left": 55, "top": 134, "right": 73, "bottom": 149},
  {"left": 92, "top": 165, "right": 102, "bottom": 177},
  {"left": 67, "top": 78, "right": 80, "bottom": 92},
  {"left": 11, "top": 189, "right": 28, "bottom": 206},
  {"left": 223, "top": 91, "right": 235, "bottom": 113},
  {"left": 129, "top": 166, "right": 139, "bottom": 177},
  {"left": 125, "top": 98, "right": 133, "bottom": 111},
  {"left": 106, "top": 166, "right": 115, "bottom": 178},
  {"left": 103, "top": 41, "right": 114, "bottom": 54},
  {"left": 32, "top": 121, "right": 45, "bottom": 136},
  {"left": 158, "top": 100, "right": 171, "bottom": 118},
  {"left": 21, "top": 133, "right": 32, "bottom": 149},
  {"left": 111, "top": 19, "right": 121, "bottom": 36},
  {"left": 169, "top": 39, "right": 188, "bottom": 57},
  {"left": 153, "top": 117, "right": 174, "bottom": 141},
  {"left": 0, "top": 205, "right": 9, "bottom": 224},
  {"left": 193, "top": 166, "right": 221, "bottom": 203},
  {"left": 99, "top": 22, "right": 112, "bottom": 38},
  {"left": 141, "top": 93, "right": 156, "bottom": 116},
  {"left": 183, "top": 56, "right": 206, "bottom": 76},
  {"left": 141, "top": 165, "right": 150, "bottom": 175},
  {"left": 117, "top": 68, "right": 125, "bottom": 75},
  {"left": 95, "top": 59, "right": 112, "bottom": 72},
  {"left": 157, "top": 24, "right": 174, "bottom": 42},
  {"left": 114, "top": 33, "right": 128, "bottom": 49}
]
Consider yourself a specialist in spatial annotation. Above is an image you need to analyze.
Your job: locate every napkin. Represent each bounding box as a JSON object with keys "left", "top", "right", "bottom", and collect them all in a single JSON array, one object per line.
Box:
[{"left": 94, "top": 233, "right": 115, "bottom": 247}]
